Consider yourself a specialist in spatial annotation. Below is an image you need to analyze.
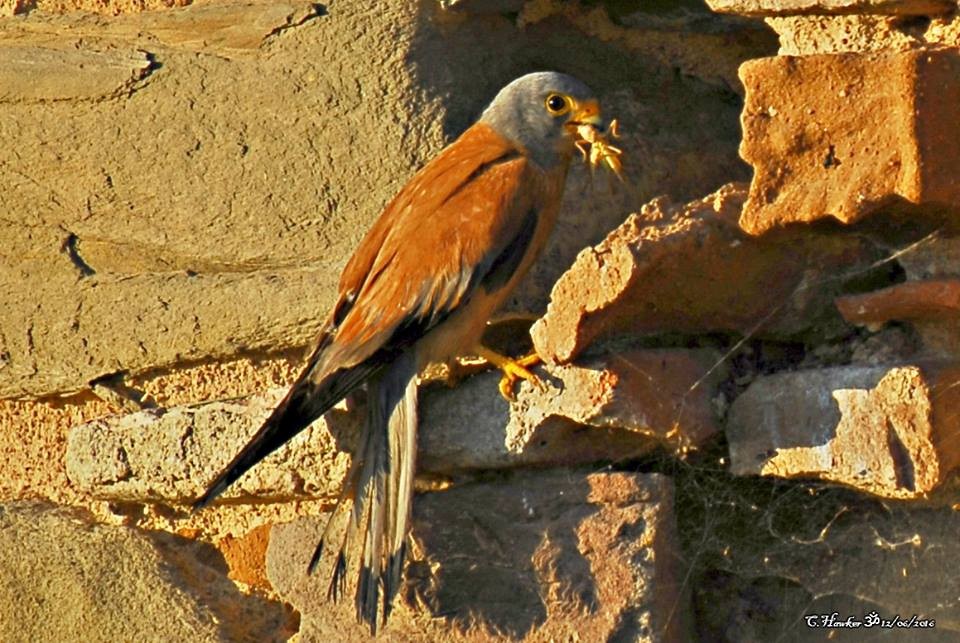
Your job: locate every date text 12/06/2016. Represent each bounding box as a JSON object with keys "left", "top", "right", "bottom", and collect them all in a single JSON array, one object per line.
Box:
[{"left": 805, "top": 611, "right": 935, "bottom": 630}]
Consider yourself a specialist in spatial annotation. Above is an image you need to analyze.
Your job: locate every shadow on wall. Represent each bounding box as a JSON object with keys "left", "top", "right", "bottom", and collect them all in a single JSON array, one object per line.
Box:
[
  {"left": 148, "top": 529, "right": 300, "bottom": 642},
  {"left": 402, "top": 0, "right": 776, "bottom": 314},
  {"left": 269, "top": 469, "right": 685, "bottom": 639},
  {"left": 405, "top": 0, "right": 766, "bottom": 166},
  {"left": 408, "top": 471, "right": 599, "bottom": 637}
]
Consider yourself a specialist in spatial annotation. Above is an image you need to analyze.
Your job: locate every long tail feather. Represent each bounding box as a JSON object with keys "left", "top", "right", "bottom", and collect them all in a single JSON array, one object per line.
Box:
[
  {"left": 320, "top": 352, "right": 418, "bottom": 634},
  {"left": 384, "top": 376, "right": 417, "bottom": 620},
  {"left": 194, "top": 330, "right": 419, "bottom": 634}
]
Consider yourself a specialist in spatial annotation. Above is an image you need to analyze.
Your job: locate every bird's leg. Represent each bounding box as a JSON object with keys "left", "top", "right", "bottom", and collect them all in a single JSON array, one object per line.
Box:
[{"left": 474, "top": 345, "right": 544, "bottom": 400}]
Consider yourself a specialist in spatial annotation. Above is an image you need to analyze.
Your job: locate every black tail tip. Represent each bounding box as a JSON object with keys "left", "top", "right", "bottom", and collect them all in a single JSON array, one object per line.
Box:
[
  {"left": 327, "top": 552, "right": 348, "bottom": 603},
  {"left": 308, "top": 538, "right": 324, "bottom": 574},
  {"left": 356, "top": 567, "right": 381, "bottom": 635},
  {"left": 191, "top": 495, "right": 213, "bottom": 512},
  {"left": 191, "top": 478, "right": 228, "bottom": 511}
]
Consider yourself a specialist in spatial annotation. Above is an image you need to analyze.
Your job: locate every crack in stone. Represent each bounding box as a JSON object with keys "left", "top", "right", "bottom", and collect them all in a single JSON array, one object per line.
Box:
[
  {"left": 61, "top": 232, "right": 96, "bottom": 278},
  {"left": 886, "top": 419, "right": 916, "bottom": 493},
  {"left": 262, "top": 3, "right": 329, "bottom": 44}
]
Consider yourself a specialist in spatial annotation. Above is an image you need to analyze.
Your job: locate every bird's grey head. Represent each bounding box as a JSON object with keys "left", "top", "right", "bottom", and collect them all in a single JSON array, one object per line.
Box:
[{"left": 479, "top": 72, "right": 602, "bottom": 170}]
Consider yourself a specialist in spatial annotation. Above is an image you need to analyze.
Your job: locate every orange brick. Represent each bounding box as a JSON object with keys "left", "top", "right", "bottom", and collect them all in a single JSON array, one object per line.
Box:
[
  {"left": 739, "top": 49, "right": 960, "bottom": 234},
  {"left": 836, "top": 279, "right": 960, "bottom": 325},
  {"left": 218, "top": 524, "right": 273, "bottom": 591}
]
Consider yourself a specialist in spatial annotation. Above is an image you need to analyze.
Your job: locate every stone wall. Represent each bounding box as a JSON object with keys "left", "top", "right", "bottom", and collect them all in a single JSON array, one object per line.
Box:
[{"left": 2, "top": 0, "right": 958, "bottom": 641}]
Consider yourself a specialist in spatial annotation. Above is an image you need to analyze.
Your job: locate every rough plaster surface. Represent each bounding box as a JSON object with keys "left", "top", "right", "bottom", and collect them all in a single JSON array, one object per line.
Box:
[
  {"left": 2, "top": 1, "right": 189, "bottom": 16},
  {"left": 0, "top": 502, "right": 292, "bottom": 642},
  {"left": 0, "top": 1, "right": 435, "bottom": 399},
  {"left": 0, "top": 0, "right": 758, "bottom": 401}
]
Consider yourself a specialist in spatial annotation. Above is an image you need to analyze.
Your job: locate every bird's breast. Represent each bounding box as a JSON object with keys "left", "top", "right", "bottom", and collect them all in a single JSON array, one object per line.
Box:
[{"left": 415, "top": 166, "right": 567, "bottom": 368}]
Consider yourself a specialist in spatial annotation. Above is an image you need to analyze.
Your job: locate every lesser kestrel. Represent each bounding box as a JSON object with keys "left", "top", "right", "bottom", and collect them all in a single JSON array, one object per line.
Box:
[{"left": 195, "top": 71, "right": 609, "bottom": 633}]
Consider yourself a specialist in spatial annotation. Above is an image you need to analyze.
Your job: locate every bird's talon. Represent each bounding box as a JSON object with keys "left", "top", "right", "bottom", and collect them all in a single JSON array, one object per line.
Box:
[
  {"left": 475, "top": 346, "right": 543, "bottom": 400},
  {"left": 499, "top": 362, "right": 542, "bottom": 400},
  {"left": 498, "top": 378, "right": 516, "bottom": 401}
]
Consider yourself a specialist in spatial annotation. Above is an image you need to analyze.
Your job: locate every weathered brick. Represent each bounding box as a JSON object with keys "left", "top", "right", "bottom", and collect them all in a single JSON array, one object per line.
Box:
[
  {"left": 424, "top": 348, "right": 724, "bottom": 473},
  {"left": 739, "top": 49, "right": 960, "bottom": 234},
  {"left": 836, "top": 279, "right": 960, "bottom": 355},
  {"left": 726, "top": 364, "right": 960, "bottom": 498},
  {"left": 531, "top": 183, "right": 883, "bottom": 364},
  {"left": 836, "top": 279, "right": 960, "bottom": 325},
  {"left": 67, "top": 348, "right": 721, "bottom": 503},
  {"left": 65, "top": 389, "right": 355, "bottom": 505}
]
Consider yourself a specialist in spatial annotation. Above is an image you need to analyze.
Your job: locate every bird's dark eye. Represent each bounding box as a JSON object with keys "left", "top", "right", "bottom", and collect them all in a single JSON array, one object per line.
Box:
[{"left": 545, "top": 93, "right": 569, "bottom": 115}]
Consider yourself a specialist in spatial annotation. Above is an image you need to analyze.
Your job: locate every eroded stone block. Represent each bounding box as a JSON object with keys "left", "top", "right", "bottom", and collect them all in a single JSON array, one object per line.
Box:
[
  {"left": 68, "top": 348, "right": 721, "bottom": 503},
  {"left": 531, "top": 183, "right": 883, "bottom": 364},
  {"left": 505, "top": 348, "right": 723, "bottom": 458},
  {"left": 726, "top": 364, "right": 960, "bottom": 498},
  {"left": 423, "top": 349, "right": 723, "bottom": 473},
  {"left": 66, "top": 389, "right": 355, "bottom": 504},
  {"left": 739, "top": 49, "right": 960, "bottom": 234}
]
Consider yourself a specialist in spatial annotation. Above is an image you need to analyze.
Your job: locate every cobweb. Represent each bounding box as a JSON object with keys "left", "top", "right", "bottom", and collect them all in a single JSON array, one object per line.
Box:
[{"left": 601, "top": 225, "right": 960, "bottom": 642}]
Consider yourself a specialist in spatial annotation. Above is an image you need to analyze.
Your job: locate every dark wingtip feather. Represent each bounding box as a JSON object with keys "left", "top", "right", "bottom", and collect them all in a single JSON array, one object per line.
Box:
[
  {"left": 191, "top": 473, "right": 232, "bottom": 511},
  {"left": 308, "top": 538, "right": 324, "bottom": 575},
  {"left": 191, "top": 370, "right": 338, "bottom": 513},
  {"left": 356, "top": 566, "right": 370, "bottom": 619}
]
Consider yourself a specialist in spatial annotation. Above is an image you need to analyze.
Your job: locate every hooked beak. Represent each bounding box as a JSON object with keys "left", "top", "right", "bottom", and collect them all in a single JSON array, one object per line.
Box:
[{"left": 568, "top": 98, "right": 603, "bottom": 128}]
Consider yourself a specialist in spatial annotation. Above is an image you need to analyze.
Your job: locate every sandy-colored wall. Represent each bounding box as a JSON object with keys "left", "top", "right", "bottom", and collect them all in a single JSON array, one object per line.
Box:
[{"left": 4, "top": 0, "right": 960, "bottom": 641}]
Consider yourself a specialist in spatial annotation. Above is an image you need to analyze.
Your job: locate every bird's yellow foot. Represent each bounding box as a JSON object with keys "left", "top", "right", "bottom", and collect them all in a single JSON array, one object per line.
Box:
[{"left": 474, "top": 346, "right": 544, "bottom": 400}]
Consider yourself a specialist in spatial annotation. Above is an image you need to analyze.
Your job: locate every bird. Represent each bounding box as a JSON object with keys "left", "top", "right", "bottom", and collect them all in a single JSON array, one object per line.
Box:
[{"left": 193, "top": 71, "right": 608, "bottom": 634}]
